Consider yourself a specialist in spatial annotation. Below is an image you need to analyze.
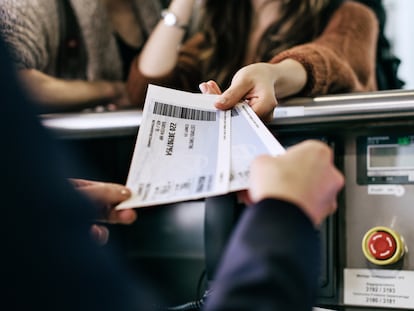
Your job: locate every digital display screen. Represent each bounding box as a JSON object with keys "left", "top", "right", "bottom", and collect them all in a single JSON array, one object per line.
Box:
[
  {"left": 368, "top": 144, "right": 414, "bottom": 169},
  {"left": 357, "top": 135, "right": 414, "bottom": 185}
]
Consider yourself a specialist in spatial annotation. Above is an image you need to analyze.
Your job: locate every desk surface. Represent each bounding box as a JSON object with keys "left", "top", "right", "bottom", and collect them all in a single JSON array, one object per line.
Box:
[{"left": 41, "top": 89, "right": 414, "bottom": 139}]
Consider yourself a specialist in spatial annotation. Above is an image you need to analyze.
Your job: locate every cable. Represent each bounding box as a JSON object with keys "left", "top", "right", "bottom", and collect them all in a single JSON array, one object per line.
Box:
[
  {"left": 196, "top": 269, "right": 207, "bottom": 301},
  {"left": 156, "top": 288, "right": 213, "bottom": 311}
]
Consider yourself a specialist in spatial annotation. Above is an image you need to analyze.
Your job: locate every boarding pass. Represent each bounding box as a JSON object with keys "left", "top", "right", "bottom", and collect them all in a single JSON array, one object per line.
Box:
[{"left": 117, "top": 84, "right": 285, "bottom": 209}]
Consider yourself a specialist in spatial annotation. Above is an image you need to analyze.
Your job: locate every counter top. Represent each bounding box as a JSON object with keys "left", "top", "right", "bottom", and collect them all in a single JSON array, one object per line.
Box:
[{"left": 41, "top": 89, "right": 414, "bottom": 139}]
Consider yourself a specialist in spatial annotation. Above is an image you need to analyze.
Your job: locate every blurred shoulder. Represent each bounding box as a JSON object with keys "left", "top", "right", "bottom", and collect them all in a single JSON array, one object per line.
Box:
[
  {"left": 330, "top": 0, "right": 378, "bottom": 31},
  {"left": 340, "top": 0, "right": 377, "bottom": 20},
  {"left": 0, "top": 0, "right": 57, "bottom": 29},
  {"left": 0, "top": 0, "right": 56, "bottom": 17}
]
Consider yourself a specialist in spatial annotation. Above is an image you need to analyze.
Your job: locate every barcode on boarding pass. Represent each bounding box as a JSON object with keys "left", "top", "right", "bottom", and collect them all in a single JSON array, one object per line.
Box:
[{"left": 153, "top": 101, "right": 216, "bottom": 121}]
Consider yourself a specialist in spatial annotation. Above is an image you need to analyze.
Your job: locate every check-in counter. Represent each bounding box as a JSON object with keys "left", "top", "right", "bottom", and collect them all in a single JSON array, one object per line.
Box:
[
  {"left": 41, "top": 89, "right": 414, "bottom": 310},
  {"left": 41, "top": 89, "right": 414, "bottom": 138}
]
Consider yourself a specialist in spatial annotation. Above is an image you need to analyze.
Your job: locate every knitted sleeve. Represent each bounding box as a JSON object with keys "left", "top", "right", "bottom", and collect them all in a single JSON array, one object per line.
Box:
[
  {"left": 270, "top": 1, "right": 378, "bottom": 97},
  {"left": 0, "top": 0, "right": 58, "bottom": 72}
]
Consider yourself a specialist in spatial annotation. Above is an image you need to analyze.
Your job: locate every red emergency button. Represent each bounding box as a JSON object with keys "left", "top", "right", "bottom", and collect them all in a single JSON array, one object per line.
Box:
[
  {"left": 367, "top": 231, "right": 396, "bottom": 260},
  {"left": 362, "top": 226, "right": 405, "bottom": 266}
]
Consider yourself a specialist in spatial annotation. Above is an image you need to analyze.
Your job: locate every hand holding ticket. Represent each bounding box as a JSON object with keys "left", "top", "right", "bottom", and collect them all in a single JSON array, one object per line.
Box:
[{"left": 117, "top": 85, "right": 285, "bottom": 209}]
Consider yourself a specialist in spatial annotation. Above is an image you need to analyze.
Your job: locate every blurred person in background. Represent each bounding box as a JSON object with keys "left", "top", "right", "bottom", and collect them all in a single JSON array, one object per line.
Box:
[
  {"left": 127, "top": 0, "right": 378, "bottom": 121},
  {"left": 0, "top": 0, "right": 164, "bottom": 112}
]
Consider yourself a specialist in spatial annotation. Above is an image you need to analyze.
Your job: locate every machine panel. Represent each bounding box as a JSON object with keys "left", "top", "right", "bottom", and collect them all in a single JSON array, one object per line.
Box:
[{"left": 344, "top": 132, "right": 414, "bottom": 310}]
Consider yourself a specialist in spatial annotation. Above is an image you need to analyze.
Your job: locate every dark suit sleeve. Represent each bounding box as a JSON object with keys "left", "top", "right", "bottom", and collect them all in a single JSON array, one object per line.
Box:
[
  {"left": 204, "top": 199, "right": 321, "bottom": 311},
  {"left": 0, "top": 38, "right": 158, "bottom": 311}
]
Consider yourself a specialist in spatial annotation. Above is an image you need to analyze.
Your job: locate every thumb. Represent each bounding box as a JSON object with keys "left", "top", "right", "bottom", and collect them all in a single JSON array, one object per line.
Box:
[
  {"left": 215, "top": 82, "right": 250, "bottom": 110},
  {"left": 90, "top": 224, "right": 110, "bottom": 245}
]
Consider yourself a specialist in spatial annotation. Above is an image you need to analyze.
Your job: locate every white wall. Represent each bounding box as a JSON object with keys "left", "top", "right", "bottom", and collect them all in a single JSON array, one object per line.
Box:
[{"left": 383, "top": 0, "right": 414, "bottom": 89}]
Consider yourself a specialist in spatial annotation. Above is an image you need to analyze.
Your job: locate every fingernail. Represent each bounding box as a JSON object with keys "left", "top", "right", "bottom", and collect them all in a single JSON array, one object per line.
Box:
[
  {"left": 121, "top": 188, "right": 131, "bottom": 196},
  {"left": 199, "top": 83, "right": 206, "bottom": 93},
  {"left": 216, "top": 97, "right": 226, "bottom": 105}
]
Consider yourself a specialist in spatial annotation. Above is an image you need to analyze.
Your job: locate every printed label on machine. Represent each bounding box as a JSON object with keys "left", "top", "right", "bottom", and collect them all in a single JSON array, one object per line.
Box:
[
  {"left": 367, "top": 184, "right": 406, "bottom": 197},
  {"left": 344, "top": 268, "right": 414, "bottom": 309}
]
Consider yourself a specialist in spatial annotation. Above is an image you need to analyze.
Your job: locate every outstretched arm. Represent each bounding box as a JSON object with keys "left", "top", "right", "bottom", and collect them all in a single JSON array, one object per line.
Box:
[
  {"left": 270, "top": 1, "right": 378, "bottom": 96},
  {"left": 138, "top": 0, "right": 195, "bottom": 77},
  {"left": 19, "top": 69, "right": 130, "bottom": 112},
  {"left": 201, "top": 1, "right": 377, "bottom": 121}
]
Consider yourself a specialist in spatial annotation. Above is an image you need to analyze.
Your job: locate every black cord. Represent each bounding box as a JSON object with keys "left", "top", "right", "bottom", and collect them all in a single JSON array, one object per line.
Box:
[
  {"left": 156, "top": 289, "right": 213, "bottom": 311},
  {"left": 196, "top": 269, "right": 207, "bottom": 301},
  {"left": 163, "top": 301, "right": 202, "bottom": 311}
]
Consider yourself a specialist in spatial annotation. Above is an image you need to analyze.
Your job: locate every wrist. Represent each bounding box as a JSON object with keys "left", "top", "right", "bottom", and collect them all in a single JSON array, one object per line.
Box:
[
  {"left": 97, "top": 81, "right": 125, "bottom": 101},
  {"left": 110, "top": 82, "right": 126, "bottom": 99},
  {"left": 272, "top": 59, "right": 307, "bottom": 98},
  {"left": 166, "top": 0, "right": 195, "bottom": 25},
  {"left": 161, "top": 10, "right": 189, "bottom": 30}
]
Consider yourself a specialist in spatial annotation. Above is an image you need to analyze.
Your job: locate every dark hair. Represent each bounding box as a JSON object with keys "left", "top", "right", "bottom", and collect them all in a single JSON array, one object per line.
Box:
[
  {"left": 355, "top": 0, "right": 404, "bottom": 89},
  {"left": 199, "top": 0, "right": 344, "bottom": 88}
]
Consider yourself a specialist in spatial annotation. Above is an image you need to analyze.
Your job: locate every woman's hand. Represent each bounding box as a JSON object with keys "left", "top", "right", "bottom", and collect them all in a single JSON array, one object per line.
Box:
[
  {"left": 199, "top": 80, "right": 222, "bottom": 95},
  {"left": 214, "top": 63, "right": 278, "bottom": 122},
  {"left": 199, "top": 66, "right": 277, "bottom": 122},
  {"left": 206, "top": 59, "right": 307, "bottom": 122}
]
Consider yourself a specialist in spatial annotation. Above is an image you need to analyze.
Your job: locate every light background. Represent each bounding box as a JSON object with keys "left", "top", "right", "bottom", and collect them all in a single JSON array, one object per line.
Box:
[{"left": 383, "top": 0, "right": 414, "bottom": 89}]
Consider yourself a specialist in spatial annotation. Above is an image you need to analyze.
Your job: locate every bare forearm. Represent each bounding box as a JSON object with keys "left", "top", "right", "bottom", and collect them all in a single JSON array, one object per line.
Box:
[
  {"left": 138, "top": 0, "right": 195, "bottom": 77},
  {"left": 18, "top": 69, "right": 126, "bottom": 111}
]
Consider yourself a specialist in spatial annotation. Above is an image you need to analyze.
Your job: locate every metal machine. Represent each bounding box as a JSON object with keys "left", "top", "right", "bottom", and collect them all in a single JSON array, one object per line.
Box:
[{"left": 43, "top": 89, "right": 414, "bottom": 310}]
